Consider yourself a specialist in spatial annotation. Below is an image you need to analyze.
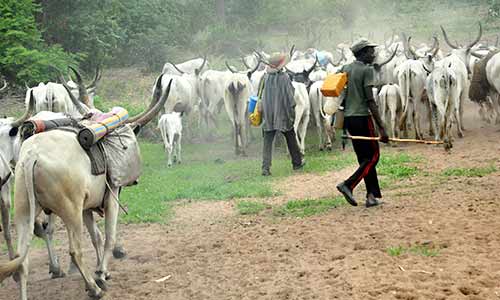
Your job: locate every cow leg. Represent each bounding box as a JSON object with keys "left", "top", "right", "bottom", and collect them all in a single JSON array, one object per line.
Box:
[
  {"left": 240, "top": 121, "right": 247, "bottom": 156},
  {"left": 234, "top": 124, "right": 240, "bottom": 155},
  {"left": 65, "top": 212, "right": 103, "bottom": 299},
  {"left": 426, "top": 100, "right": 435, "bottom": 136},
  {"left": 95, "top": 190, "right": 120, "bottom": 289},
  {"left": 299, "top": 113, "right": 310, "bottom": 155},
  {"left": 33, "top": 214, "right": 65, "bottom": 278},
  {"left": 177, "top": 134, "right": 182, "bottom": 164},
  {"left": 454, "top": 106, "right": 464, "bottom": 138},
  {"left": 0, "top": 186, "right": 14, "bottom": 260},
  {"left": 412, "top": 104, "right": 422, "bottom": 140},
  {"left": 83, "top": 210, "right": 104, "bottom": 268}
]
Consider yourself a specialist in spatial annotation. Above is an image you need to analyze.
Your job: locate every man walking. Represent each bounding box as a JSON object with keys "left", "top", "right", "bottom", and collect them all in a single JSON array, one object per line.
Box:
[
  {"left": 336, "top": 39, "right": 389, "bottom": 207},
  {"left": 258, "top": 52, "right": 305, "bottom": 176}
]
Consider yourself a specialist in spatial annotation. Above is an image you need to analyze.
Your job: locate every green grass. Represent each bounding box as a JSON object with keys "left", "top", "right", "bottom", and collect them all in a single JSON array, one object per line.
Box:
[
  {"left": 442, "top": 166, "right": 497, "bottom": 178},
  {"left": 273, "top": 197, "right": 345, "bottom": 218},
  {"left": 236, "top": 201, "right": 269, "bottom": 215},
  {"left": 378, "top": 153, "right": 420, "bottom": 180},
  {"left": 387, "top": 244, "right": 440, "bottom": 257}
]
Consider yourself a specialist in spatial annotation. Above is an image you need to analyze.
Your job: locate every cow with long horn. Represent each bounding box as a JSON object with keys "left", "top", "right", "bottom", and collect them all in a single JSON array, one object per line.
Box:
[
  {"left": 440, "top": 23, "right": 483, "bottom": 134},
  {"left": 0, "top": 76, "right": 173, "bottom": 300}
]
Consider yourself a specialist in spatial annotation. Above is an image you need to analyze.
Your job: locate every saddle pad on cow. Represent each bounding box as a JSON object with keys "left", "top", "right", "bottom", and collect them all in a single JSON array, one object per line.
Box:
[
  {"left": 85, "top": 142, "right": 106, "bottom": 176},
  {"left": 101, "top": 124, "right": 141, "bottom": 187},
  {"left": 470, "top": 50, "right": 500, "bottom": 103},
  {"left": 78, "top": 107, "right": 129, "bottom": 150}
]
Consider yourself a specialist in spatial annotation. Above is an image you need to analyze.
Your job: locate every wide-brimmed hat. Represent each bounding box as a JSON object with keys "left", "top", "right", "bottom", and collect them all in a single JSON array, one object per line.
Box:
[
  {"left": 350, "top": 38, "right": 378, "bottom": 54},
  {"left": 267, "top": 52, "right": 288, "bottom": 70}
]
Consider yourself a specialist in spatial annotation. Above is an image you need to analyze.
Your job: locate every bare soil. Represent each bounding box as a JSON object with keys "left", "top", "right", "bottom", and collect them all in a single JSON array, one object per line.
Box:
[{"left": 1, "top": 101, "right": 500, "bottom": 300}]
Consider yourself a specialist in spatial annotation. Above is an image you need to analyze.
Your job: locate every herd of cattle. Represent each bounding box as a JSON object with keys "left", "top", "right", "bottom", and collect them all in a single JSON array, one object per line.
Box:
[{"left": 1, "top": 23, "right": 500, "bottom": 299}]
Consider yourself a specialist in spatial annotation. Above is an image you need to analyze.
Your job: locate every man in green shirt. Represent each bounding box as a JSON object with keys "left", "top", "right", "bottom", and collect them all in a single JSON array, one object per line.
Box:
[{"left": 336, "top": 39, "right": 389, "bottom": 208}]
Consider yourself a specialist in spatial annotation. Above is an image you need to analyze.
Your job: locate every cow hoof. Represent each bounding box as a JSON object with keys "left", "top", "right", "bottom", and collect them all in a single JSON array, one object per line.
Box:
[
  {"left": 458, "top": 132, "right": 464, "bottom": 138},
  {"left": 50, "top": 267, "right": 66, "bottom": 279},
  {"left": 88, "top": 287, "right": 104, "bottom": 299},
  {"left": 113, "top": 245, "right": 127, "bottom": 259},
  {"left": 95, "top": 278, "right": 108, "bottom": 291},
  {"left": 319, "top": 146, "right": 324, "bottom": 151}
]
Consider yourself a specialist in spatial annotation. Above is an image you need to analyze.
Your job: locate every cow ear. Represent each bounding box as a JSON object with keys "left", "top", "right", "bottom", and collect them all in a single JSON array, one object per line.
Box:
[{"left": 9, "top": 126, "right": 18, "bottom": 136}]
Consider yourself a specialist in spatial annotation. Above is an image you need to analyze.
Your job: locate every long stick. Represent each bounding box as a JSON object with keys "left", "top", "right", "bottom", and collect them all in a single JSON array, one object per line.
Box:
[{"left": 344, "top": 135, "right": 444, "bottom": 145}]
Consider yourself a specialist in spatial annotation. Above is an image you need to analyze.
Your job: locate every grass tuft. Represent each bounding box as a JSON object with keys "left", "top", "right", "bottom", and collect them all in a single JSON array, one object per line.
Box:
[
  {"left": 387, "top": 244, "right": 440, "bottom": 257},
  {"left": 442, "top": 166, "right": 497, "bottom": 178},
  {"left": 274, "top": 197, "right": 345, "bottom": 218},
  {"left": 236, "top": 201, "right": 269, "bottom": 215}
]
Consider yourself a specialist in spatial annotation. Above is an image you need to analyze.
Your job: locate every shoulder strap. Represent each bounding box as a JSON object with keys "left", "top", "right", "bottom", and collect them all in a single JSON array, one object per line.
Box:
[{"left": 257, "top": 75, "right": 266, "bottom": 99}]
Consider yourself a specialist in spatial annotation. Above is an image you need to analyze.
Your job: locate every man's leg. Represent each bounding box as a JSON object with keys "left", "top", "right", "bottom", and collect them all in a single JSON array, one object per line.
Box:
[
  {"left": 262, "top": 130, "right": 276, "bottom": 175},
  {"left": 282, "top": 129, "right": 303, "bottom": 168}
]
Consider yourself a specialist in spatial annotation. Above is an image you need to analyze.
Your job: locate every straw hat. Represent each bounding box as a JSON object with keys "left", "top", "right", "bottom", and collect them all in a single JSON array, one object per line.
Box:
[{"left": 267, "top": 52, "right": 288, "bottom": 71}]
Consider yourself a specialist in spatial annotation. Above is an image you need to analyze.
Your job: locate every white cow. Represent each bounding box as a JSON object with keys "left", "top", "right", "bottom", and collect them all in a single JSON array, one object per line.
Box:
[
  {"left": 395, "top": 59, "right": 429, "bottom": 139},
  {"left": 291, "top": 82, "right": 310, "bottom": 155},
  {"left": 223, "top": 73, "right": 251, "bottom": 155},
  {"left": 162, "top": 57, "right": 208, "bottom": 76},
  {"left": 199, "top": 70, "right": 232, "bottom": 130},
  {"left": 308, "top": 81, "right": 337, "bottom": 150},
  {"left": 426, "top": 65, "right": 459, "bottom": 148},
  {"left": 158, "top": 112, "right": 183, "bottom": 167},
  {"left": 378, "top": 84, "right": 402, "bottom": 138}
]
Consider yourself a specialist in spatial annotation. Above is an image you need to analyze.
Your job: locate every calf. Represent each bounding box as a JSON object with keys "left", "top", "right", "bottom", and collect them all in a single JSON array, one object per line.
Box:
[{"left": 158, "top": 112, "right": 183, "bottom": 167}]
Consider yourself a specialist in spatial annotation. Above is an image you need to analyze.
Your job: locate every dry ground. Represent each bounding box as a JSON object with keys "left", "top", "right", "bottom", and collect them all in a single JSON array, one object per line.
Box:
[{"left": 1, "top": 102, "right": 500, "bottom": 300}]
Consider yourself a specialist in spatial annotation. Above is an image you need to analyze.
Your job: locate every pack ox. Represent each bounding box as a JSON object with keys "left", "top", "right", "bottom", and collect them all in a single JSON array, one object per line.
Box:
[{"left": 0, "top": 75, "right": 173, "bottom": 300}]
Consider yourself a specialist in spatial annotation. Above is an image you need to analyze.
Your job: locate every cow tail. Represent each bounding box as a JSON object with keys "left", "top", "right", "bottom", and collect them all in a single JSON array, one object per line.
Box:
[
  {"left": 0, "top": 157, "right": 37, "bottom": 282},
  {"left": 400, "top": 67, "right": 411, "bottom": 128}
]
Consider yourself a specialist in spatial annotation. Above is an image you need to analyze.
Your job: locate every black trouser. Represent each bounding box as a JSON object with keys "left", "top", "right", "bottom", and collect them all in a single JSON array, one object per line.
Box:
[
  {"left": 344, "top": 116, "right": 382, "bottom": 198},
  {"left": 262, "top": 129, "right": 302, "bottom": 171}
]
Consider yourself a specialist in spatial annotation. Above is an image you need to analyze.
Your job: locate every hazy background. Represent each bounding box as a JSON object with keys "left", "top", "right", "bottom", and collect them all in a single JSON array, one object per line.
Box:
[{"left": 1, "top": 0, "right": 499, "bottom": 88}]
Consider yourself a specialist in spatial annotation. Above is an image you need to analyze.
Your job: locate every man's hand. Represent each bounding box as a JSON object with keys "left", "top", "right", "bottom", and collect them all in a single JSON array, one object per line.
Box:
[{"left": 379, "top": 128, "right": 389, "bottom": 144}]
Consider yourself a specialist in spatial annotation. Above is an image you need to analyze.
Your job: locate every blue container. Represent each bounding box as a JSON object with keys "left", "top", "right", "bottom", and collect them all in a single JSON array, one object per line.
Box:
[{"left": 248, "top": 96, "right": 258, "bottom": 113}]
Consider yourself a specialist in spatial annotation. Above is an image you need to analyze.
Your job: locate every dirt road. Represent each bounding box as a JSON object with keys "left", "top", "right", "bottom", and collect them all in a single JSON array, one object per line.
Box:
[{"left": 1, "top": 103, "right": 500, "bottom": 300}]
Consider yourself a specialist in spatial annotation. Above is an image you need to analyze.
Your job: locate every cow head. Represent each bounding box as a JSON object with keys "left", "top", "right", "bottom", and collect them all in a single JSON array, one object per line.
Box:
[
  {"left": 0, "top": 91, "right": 35, "bottom": 163},
  {"left": 408, "top": 36, "right": 440, "bottom": 73},
  {"left": 62, "top": 67, "right": 101, "bottom": 108},
  {"left": 441, "top": 23, "right": 483, "bottom": 74},
  {"left": 227, "top": 60, "right": 261, "bottom": 80},
  {"left": 285, "top": 55, "right": 319, "bottom": 89}
]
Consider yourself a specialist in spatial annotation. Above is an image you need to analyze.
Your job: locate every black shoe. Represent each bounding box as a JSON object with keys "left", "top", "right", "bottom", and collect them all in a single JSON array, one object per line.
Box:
[
  {"left": 366, "top": 198, "right": 383, "bottom": 208},
  {"left": 336, "top": 182, "right": 357, "bottom": 206},
  {"left": 262, "top": 169, "right": 271, "bottom": 176},
  {"left": 293, "top": 160, "right": 306, "bottom": 171}
]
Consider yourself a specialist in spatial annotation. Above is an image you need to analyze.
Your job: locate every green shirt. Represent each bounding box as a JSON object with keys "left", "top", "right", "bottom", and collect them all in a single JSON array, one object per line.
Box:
[{"left": 340, "top": 61, "right": 375, "bottom": 117}]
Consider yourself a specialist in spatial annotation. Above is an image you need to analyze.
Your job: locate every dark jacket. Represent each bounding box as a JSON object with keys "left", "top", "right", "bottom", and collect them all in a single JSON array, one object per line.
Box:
[{"left": 259, "top": 70, "right": 296, "bottom": 131}]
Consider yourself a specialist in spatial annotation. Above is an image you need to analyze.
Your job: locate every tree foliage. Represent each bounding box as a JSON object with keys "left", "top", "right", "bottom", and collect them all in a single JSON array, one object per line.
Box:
[{"left": 0, "top": 0, "right": 77, "bottom": 86}]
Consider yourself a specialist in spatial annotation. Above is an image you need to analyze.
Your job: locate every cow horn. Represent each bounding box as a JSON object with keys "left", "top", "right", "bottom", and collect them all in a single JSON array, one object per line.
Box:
[
  {"left": 11, "top": 90, "right": 35, "bottom": 128},
  {"left": 195, "top": 55, "right": 207, "bottom": 75},
  {"left": 127, "top": 74, "right": 165, "bottom": 123},
  {"left": 241, "top": 57, "right": 251, "bottom": 69},
  {"left": 422, "top": 63, "right": 432, "bottom": 74},
  {"left": 60, "top": 74, "right": 90, "bottom": 115},
  {"left": 247, "top": 61, "right": 260, "bottom": 76},
  {"left": 0, "top": 79, "right": 7, "bottom": 92},
  {"left": 467, "top": 23, "right": 483, "bottom": 49},
  {"left": 407, "top": 37, "right": 419, "bottom": 60},
  {"left": 68, "top": 66, "right": 92, "bottom": 108},
  {"left": 378, "top": 44, "right": 399, "bottom": 68},
  {"left": 431, "top": 36, "right": 440, "bottom": 58},
  {"left": 440, "top": 26, "right": 459, "bottom": 49},
  {"left": 471, "top": 51, "right": 485, "bottom": 59},
  {"left": 289, "top": 44, "right": 296, "bottom": 59},
  {"left": 134, "top": 78, "right": 173, "bottom": 127},
  {"left": 85, "top": 66, "right": 102, "bottom": 89},
  {"left": 225, "top": 62, "right": 238, "bottom": 73},
  {"left": 170, "top": 62, "right": 185, "bottom": 74},
  {"left": 284, "top": 67, "right": 296, "bottom": 76}
]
